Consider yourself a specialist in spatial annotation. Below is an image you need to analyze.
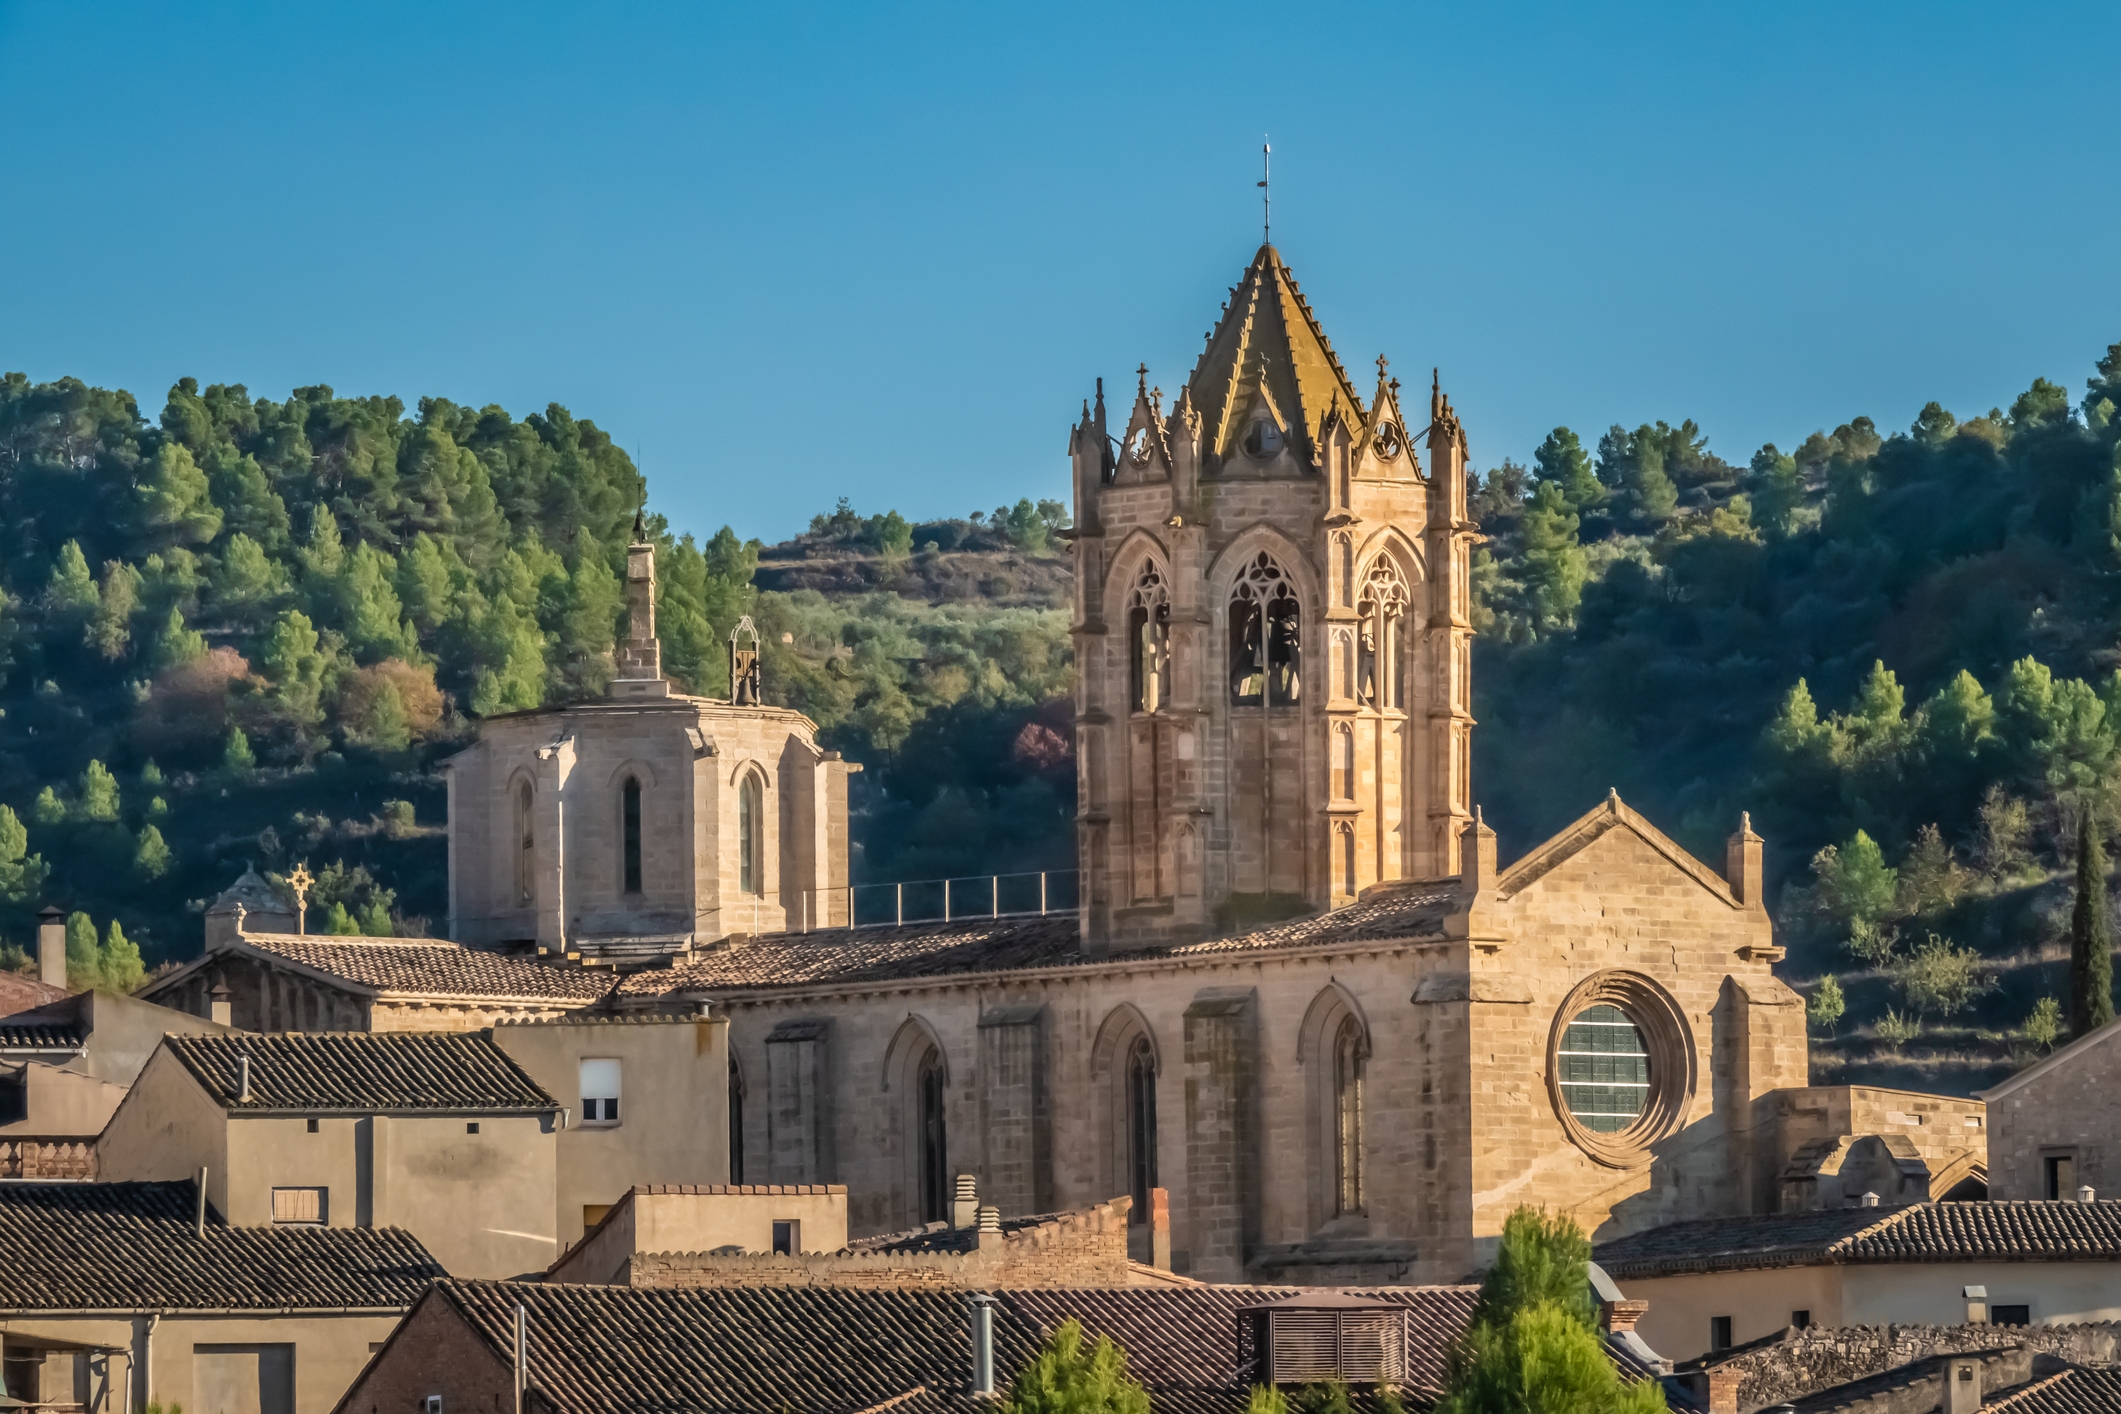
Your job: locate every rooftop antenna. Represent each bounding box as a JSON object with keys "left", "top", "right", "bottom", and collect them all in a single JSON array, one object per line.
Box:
[{"left": 1257, "top": 139, "right": 1271, "bottom": 245}]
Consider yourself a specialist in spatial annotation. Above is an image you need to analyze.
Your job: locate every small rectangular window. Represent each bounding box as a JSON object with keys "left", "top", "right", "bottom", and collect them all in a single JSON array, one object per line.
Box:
[
  {"left": 580, "top": 1058, "right": 621, "bottom": 1126},
  {"left": 583, "top": 1204, "right": 611, "bottom": 1229},
  {"left": 271, "top": 1187, "right": 326, "bottom": 1224},
  {"left": 1790, "top": 1310, "right": 1810, "bottom": 1330},
  {"left": 772, "top": 1220, "right": 799, "bottom": 1255},
  {"left": 1709, "top": 1317, "right": 1732, "bottom": 1352},
  {"left": 466, "top": 1122, "right": 480, "bottom": 1134},
  {"left": 2045, "top": 1153, "right": 2076, "bottom": 1201},
  {"left": 1992, "top": 1304, "right": 2031, "bottom": 1327},
  {"left": 306, "top": 1118, "right": 319, "bottom": 1133}
]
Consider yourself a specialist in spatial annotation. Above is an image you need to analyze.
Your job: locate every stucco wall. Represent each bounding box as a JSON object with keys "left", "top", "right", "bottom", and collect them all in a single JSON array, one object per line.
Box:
[
  {"left": 96, "top": 1048, "right": 231, "bottom": 1214},
  {"left": 492, "top": 1015, "right": 731, "bottom": 1245},
  {"left": 369, "top": 1112, "right": 557, "bottom": 1279},
  {"left": 551, "top": 1186, "right": 851, "bottom": 1283},
  {"left": 0, "top": 1311, "right": 402, "bottom": 1414},
  {"left": 0, "top": 1063, "right": 127, "bottom": 1138},
  {"left": 1619, "top": 1266, "right": 1843, "bottom": 1362}
]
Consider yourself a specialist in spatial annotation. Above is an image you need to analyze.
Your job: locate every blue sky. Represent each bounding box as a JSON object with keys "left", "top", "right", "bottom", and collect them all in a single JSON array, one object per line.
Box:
[{"left": 3, "top": 2, "right": 2116, "bottom": 544}]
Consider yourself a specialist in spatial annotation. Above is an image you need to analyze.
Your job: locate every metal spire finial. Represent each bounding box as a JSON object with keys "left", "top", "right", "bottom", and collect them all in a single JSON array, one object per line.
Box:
[{"left": 1257, "top": 139, "right": 1271, "bottom": 244}]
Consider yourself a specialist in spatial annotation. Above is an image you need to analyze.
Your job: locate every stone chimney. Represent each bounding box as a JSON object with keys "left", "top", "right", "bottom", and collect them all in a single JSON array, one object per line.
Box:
[
  {"left": 1462, "top": 807, "right": 1497, "bottom": 891},
  {"left": 209, "top": 980, "right": 233, "bottom": 1027},
  {"left": 36, "top": 905, "right": 64, "bottom": 989},
  {"left": 1726, "top": 813, "right": 1764, "bottom": 907},
  {"left": 611, "top": 519, "right": 669, "bottom": 699},
  {"left": 1149, "top": 1186, "right": 1171, "bottom": 1270},
  {"left": 2078, "top": 1184, "right": 2097, "bottom": 1203},
  {"left": 953, "top": 1174, "right": 978, "bottom": 1230},
  {"left": 975, "top": 1205, "right": 1002, "bottom": 1252},
  {"left": 1963, "top": 1284, "right": 1988, "bottom": 1324}
]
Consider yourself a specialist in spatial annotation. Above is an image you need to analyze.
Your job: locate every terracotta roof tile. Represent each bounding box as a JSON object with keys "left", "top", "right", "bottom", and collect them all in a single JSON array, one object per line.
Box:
[
  {"left": 436, "top": 1280, "right": 1482, "bottom": 1414},
  {"left": 237, "top": 934, "right": 618, "bottom": 1003},
  {"left": 0, "top": 1020, "right": 83, "bottom": 1051},
  {"left": 1985, "top": 1364, "right": 2121, "bottom": 1412},
  {"left": 613, "top": 888, "right": 1456, "bottom": 1000},
  {"left": 1595, "top": 1201, "right": 2121, "bottom": 1280},
  {"left": 166, "top": 1032, "right": 557, "bottom": 1112},
  {"left": 0, "top": 969, "right": 65, "bottom": 1017},
  {"left": 0, "top": 1181, "right": 441, "bottom": 1312}
]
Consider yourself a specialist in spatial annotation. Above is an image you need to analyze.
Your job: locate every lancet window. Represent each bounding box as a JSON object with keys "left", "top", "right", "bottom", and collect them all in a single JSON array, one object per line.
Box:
[
  {"left": 514, "top": 781, "right": 535, "bottom": 905},
  {"left": 1229, "top": 553, "right": 1301, "bottom": 706},
  {"left": 917, "top": 1049, "right": 949, "bottom": 1224},
  {"left": 1333, "top": 1015, "right": 1367, "bottom": 1215},
  {"left": 1128, "top": 560, "right": 1171, "bottom": 714},
  {"left": 1125, "top": 1036, "right": 1158, "bottom": 1221},
  {"left": 1356, "top": 561, "right": 1408, "bottom": 710},
  {"left": 621, "top": 776, "right": 643, "bottom": 894}
]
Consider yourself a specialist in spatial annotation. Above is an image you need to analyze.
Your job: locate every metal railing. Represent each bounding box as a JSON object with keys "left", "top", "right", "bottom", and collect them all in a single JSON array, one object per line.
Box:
[{"left": 701, "top": 870, "right": 1080, "bottom": 936}]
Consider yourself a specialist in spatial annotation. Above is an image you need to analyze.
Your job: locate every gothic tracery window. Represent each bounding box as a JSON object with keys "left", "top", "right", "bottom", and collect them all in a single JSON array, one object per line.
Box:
[
  {"left": 1128, "top": 561, "right": 1171, "bottom": 714},
  {"left": 515, "top": 781, "right": 535, "bottom": 905},
  {"left": 1333, "top": 1015, "right": 1367, "bottom": 1215},
  {"left": 917, "top": 1049, "right": 949, "bottom": 1224},
  {"left": 1356, "top": 561, "right": 1408, "bottom": 710},
  {"left": 1229, "top": 552, "right": 1301, "bottom": 706},
  {"left": 1125, "top": 1036, "right": 1158, "bottom": 1222}
]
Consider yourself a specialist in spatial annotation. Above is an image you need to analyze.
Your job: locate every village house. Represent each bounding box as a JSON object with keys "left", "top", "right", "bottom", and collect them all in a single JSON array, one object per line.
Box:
[
  {"left": 0, "top": 1179, "right": 438, "bottom": 1414},
  {"left": 96, "top": 1031, "right": 563, "bottom": 1279},
  {"left": 1978, "top": 1011, "right": 2121, "bottom": 1202},
  {"left": 1595, "top": 1200, "right": 2121, "bottom": 1363}
]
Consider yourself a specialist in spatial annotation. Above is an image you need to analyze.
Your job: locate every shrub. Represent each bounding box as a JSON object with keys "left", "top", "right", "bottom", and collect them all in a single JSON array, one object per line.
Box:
[{"left": 1001, "top": 1318, "right": 1150, "bottom": 1414}]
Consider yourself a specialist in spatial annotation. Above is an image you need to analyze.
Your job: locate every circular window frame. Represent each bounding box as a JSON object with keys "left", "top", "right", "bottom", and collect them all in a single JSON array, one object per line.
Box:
[{"left": 1546, "top": 971, "right": 1695, "bottom": 1168}]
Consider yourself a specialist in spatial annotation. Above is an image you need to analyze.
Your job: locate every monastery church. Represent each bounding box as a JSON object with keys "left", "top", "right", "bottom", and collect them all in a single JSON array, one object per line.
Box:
[{"left": 147, "top": 243, "right": 1988, "bottom": 1283}]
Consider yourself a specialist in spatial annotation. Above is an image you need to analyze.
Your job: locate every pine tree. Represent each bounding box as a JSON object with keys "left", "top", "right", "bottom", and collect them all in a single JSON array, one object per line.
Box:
[
  {"left": 2070, "top": 812, "right": 2116, "bottom": 1038},
  {"left": 88, "top": 560, "right": 140, "bottom": 661},
  {"left": 153, "top": 605, "right": 207, "bottom": 668},
  {"left": 99, "top": 921, "right": 144, "bottom": 992},
  {"left": 224, "top": 726, "right": 256, "bottom": 775},
  {"left": 135, "top": 824, "right": 171, "bottom": 879},
  {"left": 1808, "top": 975, "right": 1845, "bottom": 1034},
  {"left": 323, "top": 901, "right": 359, "bottom": 936},
  {"left": 32, "top": 787, "right": 64, "bottom": 826},
  {"left": 1001, "top": 1319, "right": 1150, "bottom": 1414},
  {"left": 0, "top": 805, "right": 46, "bottom": 903},
  {"left": 1518, "top": 483, "right": 1587, "bottom": 632},
  {"left": 63, "top": 912, "right": 99, "bottom": 990},
  {"left": 77, "top": 761, "right": 120, "bottom": 822},
  {"left": 137, "top": 442, "right": 224, "bottom": 547},
  {"left": 1533, "top": 427, "right": 1605, "bottom": 511},
  {"left": 262, "top": 610, "right": 327, "bottom": 729},
  {"left": 361, "top": 680, "right": 411, "bottom": 752},
  {"left": 1436, "top": 1207, "right": 1664, "bottom": 1414},
  {"left": 45, "top": 540, "right": 99, "bottom": 620}
]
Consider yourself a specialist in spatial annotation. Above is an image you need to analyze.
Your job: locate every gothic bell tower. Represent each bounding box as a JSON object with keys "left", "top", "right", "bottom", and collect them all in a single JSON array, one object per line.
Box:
[{"left": 1068, "top": 245, "right": 1475, "bottom": 952}]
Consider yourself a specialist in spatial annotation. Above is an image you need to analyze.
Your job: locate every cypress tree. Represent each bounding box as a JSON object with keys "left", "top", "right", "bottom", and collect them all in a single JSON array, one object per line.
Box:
[{"left": 2070, "top": 813, "right": 2116, "bottom": 1038}]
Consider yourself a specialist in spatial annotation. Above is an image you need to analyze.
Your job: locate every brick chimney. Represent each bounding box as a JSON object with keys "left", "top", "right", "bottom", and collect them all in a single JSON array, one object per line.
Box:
[
  {"left": 1599, "top": 1300, "right": 1649, "bottom": 1334},
  {"left": 36, "top": 905, "right": 65, "bottom": 989},
  {"left": 1150, "top": 1187, "right": 1171, "bottom": 1270}
]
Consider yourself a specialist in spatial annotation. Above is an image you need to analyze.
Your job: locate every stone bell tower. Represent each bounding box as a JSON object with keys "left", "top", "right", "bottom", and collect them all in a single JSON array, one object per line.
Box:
[{"left": 1068, "top": 244, "right": 1475, "bottom": 952}]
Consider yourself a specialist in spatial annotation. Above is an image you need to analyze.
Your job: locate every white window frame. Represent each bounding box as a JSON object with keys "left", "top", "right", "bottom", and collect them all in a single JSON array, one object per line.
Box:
[{"left": 579, "top": 1057, "right": 622, "bottom": 1127}]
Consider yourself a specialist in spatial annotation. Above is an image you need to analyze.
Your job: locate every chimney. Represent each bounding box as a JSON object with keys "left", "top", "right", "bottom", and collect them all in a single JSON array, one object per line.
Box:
[
  {"left": 975, "top": 1205, "right": 1002, "bottom": 1252},
  {"left": 965, "top": 1292, "right": 997, "bottom": 1398},
  {"left": 1726, "top": 812, "right": 1765, "bottom": 907},
  {"left": 953, "top": 1174, "right": 978, "bottom": 1230},
  {"left": 1599, "top": 1300, "right": 1649, "bottom": 1334},
  {"left": 1963, "top": 1284, "right": 1988, "bottom": 1324},
  {"left": 238, "top": 1055, "right": 252, "bottom": 1104},
  {"left": 1705, "top": 1366, "right": 1741, "bottom": 1414},
  {"left": 2078, "top": 1184, "right": 2097, "bottom": 1203},
  {"left": 1150, "top": 1187, "right": 1171, "bottom": 1270},
  {"left": 209, "top": 981, "right": 233, "bottom": 1027},
  {"left": 195, "top": 1167, "right": 208, "bottom": 1238},
  {"left": 37, "top": 905, "right": 64, "bottom": 988},
  {"left": 1944, "top": 1356, "right": 1981, "bottom": 1414},
  {"left": 1861, "top": 1190, "right": 1880, "bottom": 1208}
]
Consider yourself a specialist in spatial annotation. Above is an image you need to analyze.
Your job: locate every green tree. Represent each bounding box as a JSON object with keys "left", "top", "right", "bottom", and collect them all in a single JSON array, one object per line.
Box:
[
  {"left": 137, "top": 442, "right": 224, "bottom": 547},
  {"left": 1808, "top": 975, "right": 1845, "bottom": 1033},
  {"left": 1000, "top": 1318, "right": 1150, "bottom": 1414},
  {"left": 46, "top": 540, "right": 98, "bottom": 620},
  {"left": 2023, "top": 996, "right": 2064, "bottom": 1052},
  {"left": 358, "top": 681, "right": 411, "bottom": 752},
  {"left": 89, "top": 560, "right": 140, "bottom": 661},
  {"left": 32, "top": 787, "right": 65, "bottom": 826},
  {"left": 212, "top": 532, "right": 290, "bottom": 615},
  {"left": 78, "top": 760, "right": 120, "bottom": 822},
  {"left": 298, "top": 503, "right": 345, "bottom": 581},
  {"left": 224, "top": 726, "right": 256, "bottom": 774},
  {"left": 323, "top": 901, "right": 359, "bottom": 936},
  {"left": 262, "top": 610, "right": 328, "bottom": 729},
  {"left": 357, "top": 900, "right": 393, "bottom": 936},
  {"left": 99, "top": 920, "right": 144, "bottom": 992},
  {"left": 2070, "top": 813, "right": 2116, "bottom": 1038},
  {"left": 1517, "top": 482, "right": 1587, "bottom": 632},
  {"left": 153, "top": 605, "right": 207, "bottom": 668},
  {"left": 0, "top": 804, "right": 47, "bottom": 902},
  {"left": 337, "top": 543, "right": 418, "bottom": 661},
  {"left": 1533, "top": 427, "right": 1604, "bottom": 511},
  {"left": 1750, "top": 444, "right": 1804, "bottom": 537},
  {"left": 1436, "top": 1207, "right": 1662, "bottom": 1414},
  {"left": 134, "top": 824, "right": 171, "bottom": 880},
  {"left": 1816, "top": 830, "right": 1898, "bottom": 925},
  {"left": 1897, "top": 933, "right": 1990, "bottom": 1019},
  {"left": 64, "top": 911, "right": 99, "bottom": 990}
]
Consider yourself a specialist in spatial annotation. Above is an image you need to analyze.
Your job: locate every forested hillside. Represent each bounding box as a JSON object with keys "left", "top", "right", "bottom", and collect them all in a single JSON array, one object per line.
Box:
[{"left": 9, "top": 349, "right": 2121, "bottom": 1096}]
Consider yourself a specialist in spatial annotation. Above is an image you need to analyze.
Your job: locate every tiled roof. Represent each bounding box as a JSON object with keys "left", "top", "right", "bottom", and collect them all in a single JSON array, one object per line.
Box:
[
  {"left": 233, "top": 934, "right": 619, "bottom": 1003},
  {"left": 0, "top": 1020, "right": 83, "bottom": 1051},
  {"left": 848, "top": 1211, "right": 1095, "bottom": 1256},
  {"left": 612, "top": 887, "right": 1458, "bottom": 1000},
  {"left": 0, "top": 969, "right": 65, "bottom": 1017},
  {"left": 166, "top": 1032, "right": 557, "bottom": 1113},
  {"left": 1987, "top": 1364, "right": 2121, "bottom": 1412},
  {"left": 0, "top": 1181, "right": 441, "bottom": 1312},
  {"left": 1595, "top": 1201, "right": 2121, "bottom": 1279},
  {"left": 433, "top": 1280, "right": 1482, "bottom": 1414}
]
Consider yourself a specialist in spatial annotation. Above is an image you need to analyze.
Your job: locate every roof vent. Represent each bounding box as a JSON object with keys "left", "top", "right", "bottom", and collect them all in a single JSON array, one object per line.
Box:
[
  {"left": 1861, "top": 1190, "right": 1880, "bottom": 1208},
  {"left": 1240, "top": 1294, "right": 1407, "bottom": 1387},
  {"left": 2078, "top": 1185, "right": 2097, "bottom": 1203},
  {"left": 238, "top": 1054, "right": 252, "bottom": 1104}
]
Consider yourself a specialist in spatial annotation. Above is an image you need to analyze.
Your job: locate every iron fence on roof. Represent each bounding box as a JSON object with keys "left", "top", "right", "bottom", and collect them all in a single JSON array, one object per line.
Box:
[{"left": 705, "top": 871, "right": 1082, "bottom": 935}]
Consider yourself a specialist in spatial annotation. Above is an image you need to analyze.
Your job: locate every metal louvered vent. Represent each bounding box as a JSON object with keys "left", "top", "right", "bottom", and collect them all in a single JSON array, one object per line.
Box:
[{"left": 1242, "top": 1299, "right": 1408, "bottom": 1386}]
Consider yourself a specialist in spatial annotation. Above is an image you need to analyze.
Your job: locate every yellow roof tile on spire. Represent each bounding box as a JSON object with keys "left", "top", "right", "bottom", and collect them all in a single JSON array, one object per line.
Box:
[{"left": 1185, "top": 244, "right": 1367, "bottom": 464}]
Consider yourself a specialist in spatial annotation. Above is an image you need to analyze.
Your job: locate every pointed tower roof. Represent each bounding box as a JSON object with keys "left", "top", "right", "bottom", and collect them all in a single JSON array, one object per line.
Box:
[{"left": 1186, "top": 245, "right": 1367, "bottom": 463}]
